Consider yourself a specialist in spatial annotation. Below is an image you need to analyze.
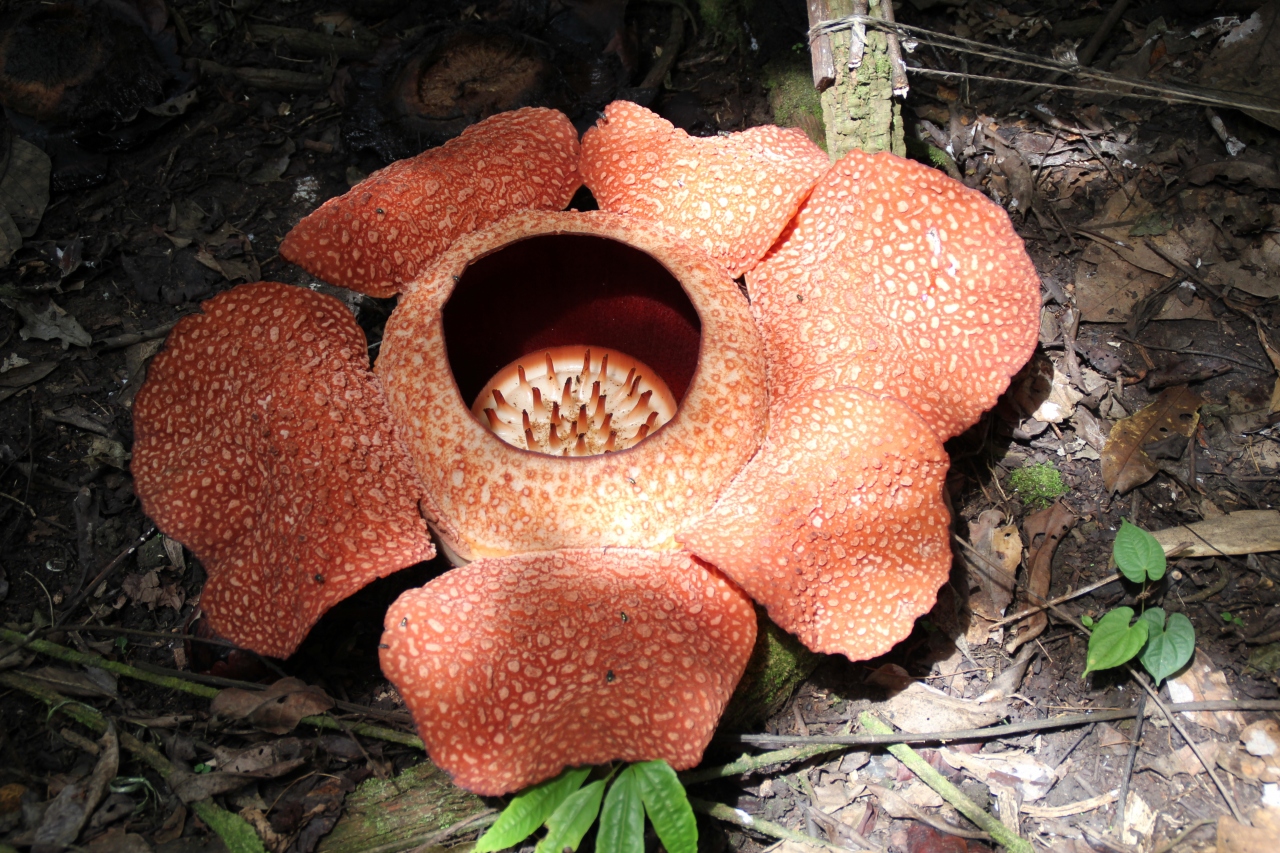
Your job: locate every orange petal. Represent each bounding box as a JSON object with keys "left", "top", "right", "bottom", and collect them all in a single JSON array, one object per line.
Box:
[
  {"left": 280, "top": 108, "right": 581, "bottom": 298},
  {"left": 677, "top": 388, "right": 951, "bottom": 661},
  {"left": 747, "top": 150, "right": 1040, "bottom": 441},
  {"left": 580, "top": 100, "right": 829, "bottom": 278},
  {"left": 380, "top": 548, "right": 756, "bottom": 795},
  {"left": 377, "top": 209, "right": 767, "bottom": 560},
  {"left": 133, "top": 282, "right": 436, "bottom": 657}
]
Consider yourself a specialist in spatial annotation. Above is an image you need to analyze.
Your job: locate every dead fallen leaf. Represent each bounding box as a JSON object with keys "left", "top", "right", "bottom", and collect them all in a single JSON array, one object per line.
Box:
[
  {"left": 26, "top": 665, "right": 118, "bottom": 699},
  {"left": 1141, "top": 740, "right": 1219, "bottom": 780},
  {"left": 121, "top": 571, "right": 161, "bottom": 610},
  {"left": 1101, "top": 385, "right": 1202, "bottom": 494},
  {"left": 942, "top": 748, "right": 1056, "bottom": 801},
  {"left": 84, "top": 826, "right": 153, "bottom": 853},
  {"left": 211, "top": 677, "right": 335, "bottom": 734},
  {"left": 1167, "top": 650, "right": 1245, "bottom": 735},
  {"left": 1197, "top": 3, "right": 1280, "bottom": 133},
  {"left": 33, "top": 726, "right": 118, "bottom": 850},
  {"left": 2, "top": 298, "right": 92, "bottom": 349},
  {"left": 1120, "top": 789, "right": 1154, "bottom": 847},
  {"left": 965, "top": 509, "right": 1019, "bottom": 623},
  {"left": 878, "top": 677, "right": 1009, "bottom": 733},
  {"left": 1151, "top": 510, "right": 1280, "bottom": 557},
  {"left": 1008, "top": 502, "right": 1075, "bottom": 653},
  {"left": 1218, "top": 813, "right": 1276, "bottom": 853},
  {"left": 906, "top": 824, "right": 969, "bottom": 853}
]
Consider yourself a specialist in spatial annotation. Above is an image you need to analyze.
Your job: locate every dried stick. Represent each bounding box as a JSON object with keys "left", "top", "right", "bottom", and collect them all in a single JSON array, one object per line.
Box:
[
  {"left": 729, "top": 699, "right": 1280, "bottom": 748},
  {"left": 690, "top": 798, "right": 868, "bottom": 852}
]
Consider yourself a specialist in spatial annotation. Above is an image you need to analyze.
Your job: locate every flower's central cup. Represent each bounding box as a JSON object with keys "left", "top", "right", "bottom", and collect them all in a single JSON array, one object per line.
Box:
[
  {"left": 471, "top": 345, "right": 677, "bottom": 456},
  {"left": 375, "top": 210, "right": 769, "bottom": 560}
]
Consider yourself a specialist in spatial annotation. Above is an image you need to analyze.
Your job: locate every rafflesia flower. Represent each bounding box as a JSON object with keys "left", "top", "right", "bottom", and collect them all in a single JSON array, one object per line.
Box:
[{"left": 132, "top": 103, "right": 1039, "bottom": 795}]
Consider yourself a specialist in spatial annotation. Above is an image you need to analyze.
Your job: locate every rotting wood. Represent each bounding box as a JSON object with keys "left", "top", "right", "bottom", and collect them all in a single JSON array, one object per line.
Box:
[
  {"left": 816, "top": 0, "right": 904, "bottom": 159},
  {"left": 805, "top": 0, "right": 835, "bottom": 90},
  {"left": 318, "top": 762, "right": 489, "bottom": 853}
]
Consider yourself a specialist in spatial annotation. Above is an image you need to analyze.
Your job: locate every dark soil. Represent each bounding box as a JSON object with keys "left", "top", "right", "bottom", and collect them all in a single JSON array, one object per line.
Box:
[{"left": 0, "top": 1, "right": 1277, "bottom": 852}]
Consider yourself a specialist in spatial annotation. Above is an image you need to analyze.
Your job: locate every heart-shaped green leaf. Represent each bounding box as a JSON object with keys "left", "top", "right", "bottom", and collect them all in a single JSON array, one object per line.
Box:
[
  {"left": 1085, "top": 607, "right": 1149, "bottom": 676},
  {"left": 1140, "top": 612, "right": 1195, "bottom": 685},
  {"left": 1114, "top": 520, "right": 1166, "bottom": 582}
]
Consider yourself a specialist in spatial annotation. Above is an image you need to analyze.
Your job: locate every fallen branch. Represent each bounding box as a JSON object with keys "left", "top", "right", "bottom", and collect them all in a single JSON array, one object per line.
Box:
[
  {"left": 0, "top": 628, "right": 424, "bottom": 750},
  {"left": 859, "top": 712, "right": 1033, "bottom": 853},
  {"left": 728, "top": 699, "right": 1280, "bottom": 747},
  {"left": 690, "top": 797, "right": 870, "bottom": 852},
  {"left": 0, "top": 670, "right": 266, "bottom": 853}
]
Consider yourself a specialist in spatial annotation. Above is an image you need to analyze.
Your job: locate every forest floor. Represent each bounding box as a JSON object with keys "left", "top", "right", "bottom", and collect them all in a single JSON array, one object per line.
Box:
[{"left": 0, "top": 1, "right": 1278, "bottom": 853}]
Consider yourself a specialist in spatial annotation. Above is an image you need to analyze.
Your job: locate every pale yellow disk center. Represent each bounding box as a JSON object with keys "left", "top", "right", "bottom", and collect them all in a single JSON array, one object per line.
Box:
[{"left": 471, "top": 345, "right": 678, "bottom": 456}]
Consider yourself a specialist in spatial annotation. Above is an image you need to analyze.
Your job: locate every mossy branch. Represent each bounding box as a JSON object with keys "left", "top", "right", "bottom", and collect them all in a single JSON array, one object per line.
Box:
[
  {"left": 0, "top": 627, "right": 424, "bottom": 750},
  {"left": 858, "top": 712, "right": 1033, "bottom": 853}
]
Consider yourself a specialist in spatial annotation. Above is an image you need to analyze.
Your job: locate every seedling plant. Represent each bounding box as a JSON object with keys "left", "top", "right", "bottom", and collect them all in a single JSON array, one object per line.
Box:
[
  {"left": 475, "top": 760, "right": 696, "bottom": 853},
  {"left": 1082, "top": 520, "right": 1195, "bottom": 684}
]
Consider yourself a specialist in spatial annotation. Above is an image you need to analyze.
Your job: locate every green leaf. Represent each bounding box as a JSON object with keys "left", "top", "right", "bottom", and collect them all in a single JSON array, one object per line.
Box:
[
  {"left": 1114, "top": 520, "right": 1166, "bottom": 582},
  {"left": 1141, "top": 612, "right": 1195, "bottom": 684},
  {"left": 537, "top": 780, "right": 605, "bottom": 853},
  {"left": 475, "top": 767, "right": 592, "bottom": 853},
  {"left": 1081, "top": 614, "right": 1094, "bottom": 628},
  {"left": 1137, "top": 607, "right": 1166, "bottom": 633},
  {"left": 633, "top": 761, "right": 696, "bottom": 853},
  {"left": 598, "top": 768, "right": 644, "bottom": 853},
  {"left": 1084, "top": 607, "right": 1149, "bottom": 677}
]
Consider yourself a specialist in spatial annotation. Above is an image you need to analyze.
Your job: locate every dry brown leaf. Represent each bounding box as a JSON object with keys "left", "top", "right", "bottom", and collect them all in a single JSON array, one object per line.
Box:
[
  {"left": 1151, "top": 510, "right": 1280, "bottom": 558},
  {"left": 1101, "top": 385, "right": 1202, "bottom": 494},
  {"left": 1167, "top": 650, "right": 1245, "bottom": 735},
  {"left": 33, "top": 726, "right": 118, "bottom": 850},
  {"left": 26, "top": 665, "right": 117, "bottom": 699},
  {"left": 878, "top": 678, "right": 1009, "bottom": 733},
  {"left": 210, "top": 677, "right": 335, "bottom": 734},
  {"left": 965, "top": 509, "right": 1019, "bottom": 622},
  {"left": 1008, "top": 502, "right": 1075, "bottom": 653},
  {"left": 1218, "top": 814, "right": 1276, "bottom": 853}
]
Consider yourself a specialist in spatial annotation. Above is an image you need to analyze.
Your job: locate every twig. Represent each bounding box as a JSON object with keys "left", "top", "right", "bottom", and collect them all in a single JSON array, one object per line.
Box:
[
  {"left": 989, "top": 569, "right": 1121, "bottom": 627},
  {"left": 1077, "top": 0, "right": 1131, "bottom": 68},
  {"left": 725, "top": 699, "right": 1280, "bottom": 747},
  {"left": 1126, "top": 664, "right": 1246, "bottom": 825},
  {"left": 639, "top": 7, "right": 684, "bottom": 90},
  {"left": 1113, "top": 692, "right": 1146, "bottom": 835},
  {"left": 54, "top": 526, "right": 157, "bottom": 628},
  {"left": 859, "top": 712, "right": 1033, "bottom": 853},
  {"left": 680, "top": 743, "right": 848, "bottom": 785},
  {"left": 0, "top": 670, "right": 267, "bottom": 853},
  {"left": 690, "top": 798, "right": 867, "bottom": 852},
  {"left": 0, "top": 628, "right": 425, "bottom": 750}
]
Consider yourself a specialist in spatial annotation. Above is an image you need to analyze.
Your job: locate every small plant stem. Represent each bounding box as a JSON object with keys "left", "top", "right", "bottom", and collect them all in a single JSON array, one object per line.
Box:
[
  {"left": 858, "top": 712, "right": 1033, "bottom": 853},
  {"left": 688, "top": 798, "right": 864, "bottom": 852},
  {"left": 0, "top": 627, "right": 425, "bottom": 750},
  {"left": 680, "top": 743, "right": 848, "bottom": 785},
  {"left": 0, "top": 670, "right": 266, "bottom": 853}
]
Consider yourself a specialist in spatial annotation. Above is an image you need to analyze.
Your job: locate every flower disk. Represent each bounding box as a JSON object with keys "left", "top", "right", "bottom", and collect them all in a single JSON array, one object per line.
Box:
[
  {"left": 679, "top": 388, "right": 951, "bottom": 661},
  {"left": 280, "top": 107, "right": 581, "bottom": 297},
  {"left": 380, "top": 548, "right": 757, "bottom": 795},
  {"left": 747, "top": 150, "right": 1041, "bottom": 440},
  {"left": 581, "top": 99, "right": 829, "bottom": 278},
  {"left": 132, "top": 283, "right": 435, "bottom": 657}
]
